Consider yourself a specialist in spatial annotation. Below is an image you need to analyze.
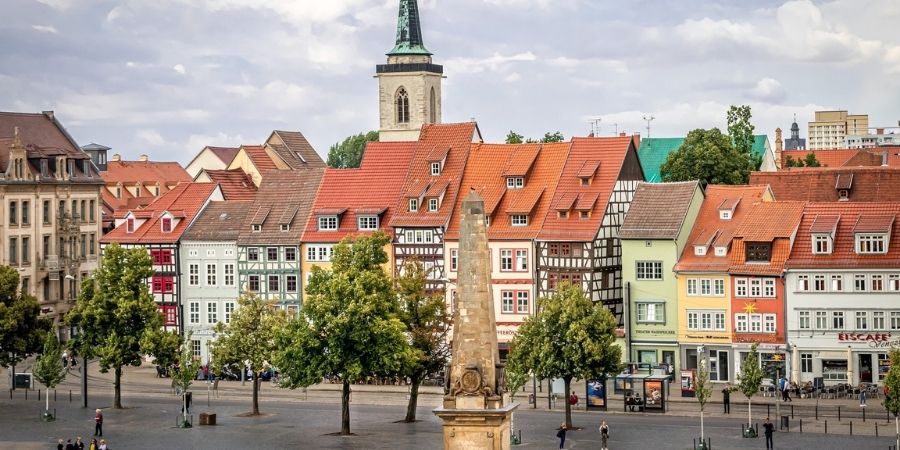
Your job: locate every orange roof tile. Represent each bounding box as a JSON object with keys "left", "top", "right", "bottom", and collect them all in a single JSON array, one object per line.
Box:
[
  {"left": 101, "top": 182, "right": 219, "bottom": 244},
  {"left": 788, "top": 203, "right": 900, "bottom": 269},
  {"left": 101, "top": 160, "right": 190, "bottom": 184},
  {"left": 502, "top": 144, "right": 540, "bottom": 177},
  {"left": 733, "top": 201, "right": 805, "bottom": 242},
  {"left": 243, "top": 145, "right": 278, "bottom": 172},
  {"left": 781, "top": 149, "right": 860, "bottom": 168},
  {"left": 854, "top": 215, "right": 895, "bottom": 233},
  {"left": 203, "top": 169, "right": 257, "bottom": 201},
  {"left": 750, "top": 167, "right": 900, "bottom": 202},
  {"left": 809, "top": 214, "right": 840, "bottom": 234}
]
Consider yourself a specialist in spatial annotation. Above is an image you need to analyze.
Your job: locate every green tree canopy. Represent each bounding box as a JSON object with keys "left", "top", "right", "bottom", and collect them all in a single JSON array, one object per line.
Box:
[
  {"left": 505, "top": 131, "right": 565, "bottom": 144},
  {"left": 507, "top": 282, "right": 621, "bottom": 428},
  {"left": 784, "top": 152, "right": 821, "bottom": 168},
  {"left": 141, "top": 329, "right": 183, "bottom": 370},
  {"left": 0, "top": 265, "right": 50, "bottom": 367},
  {"left": 66, "top": 243, "right": 163, "bottom": 408},
  {"left": 32, "top": 330, "right": 66, "bottom": 415},
  {"left": 695, "top": 349, "right": 713, "bottom": 441},
  {"left": 275, "top": 232, "right": 412, "bottom": 435},
  {"left": 212, "top": 292, "right": 288, "bottom": 416},
  {"left": 660, "top": 128, "right": 754, "bottom": 186},
  {"left": 883, "top": 349, "right": 900, "bottom": 450},
  {"left": 396, "top": 259, "right": 450, "bottom": 422},
  {"left": 505, "top": 131, "right": 524, "bottom": 144},
  {"left": 172, "top": 331, "right": 200, "bottom": 425},
  {"left": 326, "top": 131, "right": 378, "bottom": 168}
]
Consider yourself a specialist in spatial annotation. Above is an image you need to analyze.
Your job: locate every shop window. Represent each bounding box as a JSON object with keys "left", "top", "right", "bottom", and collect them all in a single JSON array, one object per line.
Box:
[{"left": 801, "top": 353, "right": 813, "bottom": 373}]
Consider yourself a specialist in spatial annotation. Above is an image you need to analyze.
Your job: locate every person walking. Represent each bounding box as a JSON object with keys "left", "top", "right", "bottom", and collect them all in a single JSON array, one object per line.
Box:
[
  {"left": 763, "top": 417, "right": 775, "bottom": 449},
  {"left": 722, "top": 384, "right": 731, "bottom": 414},
  {"left": 65, "top": 439, "right": 75, "bottom": 450},
  {"left": 779, "top": 376, "right": 792, "bottom": 402},
  {"left": 94, "top": 409, "right": 103, "bottom": 437},
  {"left": 599, "top": 420, "right": 610, "bottom": 450},
  {"left": 568, "top": 390, "right": 579, "bottom": 408},
  {"left": 860, "top": 387, "right": 867, "bottom": 407},
  {"left": 556, "top": 422, "right": 567, "bottom": 449},
  {"left": 62, "top": 350, "right": 69, "bottom": 370},
  {"left": 98, "top": 439, "right": 108, "bottom": 450}
]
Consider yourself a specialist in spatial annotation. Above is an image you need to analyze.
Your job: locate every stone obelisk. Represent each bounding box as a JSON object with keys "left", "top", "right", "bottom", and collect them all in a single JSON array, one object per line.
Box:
[{"left": 434, "top": 191, "right": 517, "bottom": 450}]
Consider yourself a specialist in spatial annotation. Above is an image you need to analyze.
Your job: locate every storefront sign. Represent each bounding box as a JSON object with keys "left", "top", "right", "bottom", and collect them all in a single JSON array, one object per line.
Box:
[
  {"left": 838, "top": 333, "right": 891, "bottom": 343},
  {"left": 634, "top": 329, "right": 676, "bottom": 335},
  {"left": 685, "top": 334, "right": 729, "bottom": 340}
]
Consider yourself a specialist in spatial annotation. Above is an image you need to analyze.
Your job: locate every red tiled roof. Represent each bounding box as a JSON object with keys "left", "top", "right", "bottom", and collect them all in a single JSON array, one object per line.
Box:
[
  {"left": 674, "top": 185, "right": 771, "bottom": 273},
  {"left": 728, "top": 201, "right": 805, "bottom": 276},
  {"left": 552, "top": 192, "right": 578, "bottom": 211},
  {"left": 268, "top": 130, "right": 325, "bottom": 169},
  {"left": 781, "top": 149, "right": 859, "bottom": 168},
  {"left": 577, "top": 160, "right": 601, "bottom": 179},
  {"left": 203, "top": 169, "right": 257, "bottom": 201},
  {"left": 243, "top": 145, "right": 278, "bottom": 172},
  {"left": 502, "top": 144, "right": 540, "bottom": 177},
  {"left": 787, "top": 203, "right": 900, "bottom": 269},
  {"left": 750, "top": 167, "right": 900, "bottom": 202},
  {"left": 101, "top": 182, "right": 219, "bottom": 244},
  {"left": 446, "top": 142, "right": 569, "bottom": 240},
  {"left": 101, "top": 160, "right": 190, "bottom": 184},
  {"left": 182, "top": 201, "right": 252, "bottom": 241},
  {"left": 537, "top": 136, "right": 639, "bottom": 241},
  {"left": 390, "top": 123, "right": 479, "bottom": 228},
  {"left": 854, "top": 215, "right": 895, "bottom": 233},
  {"left": 303, "top": 141, "right": 416, "bottom": 243},
  {"left": 809, "top": 214, "right": 840, "bottom": 234}
]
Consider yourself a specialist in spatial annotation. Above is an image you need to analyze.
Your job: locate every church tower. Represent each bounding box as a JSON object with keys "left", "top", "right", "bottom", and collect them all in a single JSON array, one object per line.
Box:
[{"left": 376, "top": 0, "right": 443, "bottom": 142}]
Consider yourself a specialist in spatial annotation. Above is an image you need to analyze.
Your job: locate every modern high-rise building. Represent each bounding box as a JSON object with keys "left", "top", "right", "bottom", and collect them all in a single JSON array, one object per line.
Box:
[{"left": 808, "top": 110, "right": 868, "bottom": 150}]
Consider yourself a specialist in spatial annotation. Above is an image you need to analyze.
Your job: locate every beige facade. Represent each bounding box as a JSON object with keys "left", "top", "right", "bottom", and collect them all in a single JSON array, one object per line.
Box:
[
  {"left": 376, "top": 55, "right": 443, "bottom": 142},
  {"left": 808, "top": 110, "right": 869, "bottom": 150}
]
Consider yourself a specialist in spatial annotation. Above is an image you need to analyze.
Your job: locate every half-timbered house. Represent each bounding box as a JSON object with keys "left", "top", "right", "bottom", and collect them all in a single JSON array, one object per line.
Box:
[{"left": 535, "top": 136, "right": 644, "bottom": 327}]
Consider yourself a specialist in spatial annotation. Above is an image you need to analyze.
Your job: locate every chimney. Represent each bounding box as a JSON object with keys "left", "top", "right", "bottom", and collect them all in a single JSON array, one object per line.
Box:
[
  {"left": 42, "top": 110, "right": 55, "bottom": 121},
  {"left": 139, "top": 154, "right": 149, "bottom": 162},
  {"left": 619, "top": 132, "right": 627, "bottom": 137},
  {"left": 112, "top": 153, "right": 121, "bottom": 161},
  {"left": 775, "top": 128, "right": 783, "bottom": 169},
  {"left": 877, "top": 128, "right": 885, "bottom": 135}
]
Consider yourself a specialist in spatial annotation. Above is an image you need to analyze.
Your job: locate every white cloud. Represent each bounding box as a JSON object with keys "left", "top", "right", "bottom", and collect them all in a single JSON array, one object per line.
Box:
[
  {"left": 135, "top": 129, "right": 168, "bottom": 146},
  {"left": 31, "top": 25, "right": 58, "bottom": 34},
  {"left": 482, "top": 0, "right": 581, "bottom": 9},
  {"left": 884, "top": 46, "right": 900, "bottom": 73},
  {"left": 185, "top": 132, "right": 249, "bottom": 152},
  {"left": 750, "top": 78, "right": 786, "bottom": 103},
  {"left": 504, "top": 72, "right": 521, "bottom": 82},
  {"left": 444, "top": 52, "right": 537, "bottom": 75},
  {"left": 173, "top": 64, "right": 186, "bottom": 75},
  {"left": 34, "top": 0, "right": 74, "bottom": 10}
]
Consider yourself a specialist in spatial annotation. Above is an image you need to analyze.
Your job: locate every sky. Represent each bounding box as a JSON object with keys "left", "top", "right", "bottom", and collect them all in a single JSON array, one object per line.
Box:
[{"left": 1, "top": 0, "right": 899, "bottom": 164}]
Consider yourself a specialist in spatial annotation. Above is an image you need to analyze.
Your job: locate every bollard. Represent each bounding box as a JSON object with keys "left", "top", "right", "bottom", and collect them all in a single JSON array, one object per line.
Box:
[
  {"left": 54, "top": 390, "right": 57, "bottom": 401},
  {"left": 799, "top": 418, "right": 803, "bottom": 433},
  {"left": 69, "top": 390, "right": 72, "bottom": 402},
  {"left": 838, "top": 406, "right": 841, "bottom": 421},
  {"left": 816, "top": 405, "right": 819, "bottom": 420},
  {"left": 791, "top": 404, "right": 794, "bottom": 419},
  {"left": 825, "top": 419, "right": 828, "bottom": 434},
  {"left": 38, "top": 389, "right": 41, "bottom": 401},
  {"left": 875, "top": 423, "right": 878, "bottom": 437},
  {"left": 850, "top": 421, "right": 853, "bottom": 435}
]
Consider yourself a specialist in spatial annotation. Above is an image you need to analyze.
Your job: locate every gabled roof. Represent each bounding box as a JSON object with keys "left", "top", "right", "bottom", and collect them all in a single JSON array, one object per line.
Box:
[
  {"left": 101, "top": 160, "right": 190, "bottom": 184},
  {"left": 182, "top": 201, "right": 252, "bottom": 242},
  {"left": 728, "top": 201, "right": 805, "bottom": 276},
  {"left": 538, "top": 136, "right": 641, "bottom": 241},
  {"left": 101, "top": 182, "right": 220, "bottom": 244},
  {"left": 303, "top": 141, "right": 416, "bottom": 243},
  {"left": 640, "top": 135, "right": 769, "bottom": 182},
  {"left": 202, "top": 169, "right": 257, "bottom": 201},
  {"left": 237, "top": 169, "right": 324, "bottom": 246},
  {"left": 390, "top": 122, "right": 479, "bottom": 228},
  {"left": 675, "top": 185, "right": 771, "bottom": 273},
  {"left": 788, "top": 203, "right": 900, "bottom": 269},
  {"left": 750, "top": 167, "right": 900, "bottom": 202},
  {"left": 242, "top": 145, "right": 278, "bottom": 172},
  {"left": 207, "top": 147, "right": 240, "bottom": 165},
  {"left": 502, "top": 145, "right": 540, "bottom": 177},
  {"left": 446, "top": 142, "right": 569, "bottom": 240},
  {"left": 619, "top": 181, "right": 701, "bottom": 240},
  {"left": 809, "top": 214, "right": 840, "bottom": 235},
  {"left": 266, "top": 130, "right": 325, "bottom": 170}
]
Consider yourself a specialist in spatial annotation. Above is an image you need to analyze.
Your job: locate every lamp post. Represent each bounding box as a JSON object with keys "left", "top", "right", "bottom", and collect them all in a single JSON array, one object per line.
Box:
[
  {"left": 206, "top": 332, "right": 217, "bottom": 408},
  {"left": 70, "top": 324, "right": 88, "bottom": 408}
]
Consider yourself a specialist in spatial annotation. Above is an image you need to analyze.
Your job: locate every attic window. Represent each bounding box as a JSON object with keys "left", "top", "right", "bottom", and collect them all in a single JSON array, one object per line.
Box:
[
  {"left": 358, "top": 216, "right": 379, "bottom": 230},
  {"left": 694, "top": 246, "right": 707, "bottom": 256},
  {"left": 558, "top": 211, "right": 569, "bottom": 219},
  {"left": 428, "top": 198, "right": 439, "bottom": 212},
  {"left": 579, "top": 211, "right": 590, "bottom": 219},
  {"left": 856, "top": 234, "right": 887, "bottom": 254},
  {"left": 431, "top": 162, "right": 441, "bottom": 176},
  {"left": 580, "top": 177, "right": 591, "bottom": 186},
  {"left": 409, "top": 198, "right": 419, "bottom": 212},
  {"left": 280, "top": 224, "right": 290, "bottom": 232},
  {"left": 318, "top": 216, "right": 338, "bottom": 231},
  {"left": 746, "top": 243, "right": 771, "bottom": 262},
  {"left": 252, "top": 224, "right": 262, "bottom": 232},
  {"left": 506, "top": 177, "right": 524, "bottom": 189},
  {"left": 126, "top": 217, "right": 135, "bottom": 233},
  {"left": 812, "top": 235, "right": 832, "bottom": 254},
  {"left": 82, "top": 160, "right": 91, "bottom": 177},
  {"left": 161, "top": 217, "right": 173, "bottom": 233},
  {"left": 719, "top": 210, "right": 732, "bottom": 220},
  {"left": 511, "top": 215, "right": 528, "bottom": 227},
  {"left": 714, "top": 246, "right": 727, "bottom": 257},
  {"left": 838, "top": 190, "right": 849, "bottom": 201}
]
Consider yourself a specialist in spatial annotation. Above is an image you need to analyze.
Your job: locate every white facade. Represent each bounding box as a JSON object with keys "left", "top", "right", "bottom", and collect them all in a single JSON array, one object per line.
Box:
[
  {"left": 180, "top": 241, "right": 240, "bottom": 362},
  {"left": 185, "top": 147, "right": 229, "bottom": 179}
]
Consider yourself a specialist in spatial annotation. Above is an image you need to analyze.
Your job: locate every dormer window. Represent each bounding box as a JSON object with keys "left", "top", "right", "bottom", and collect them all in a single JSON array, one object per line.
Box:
[
  {"left": 746, "top": 243, "right": 772, "bottom": 262},
  {"left": 358, "top": 216, "right": 379, "bottom": 231},
  {"left": 41, "top": 160, "right": 48, "bottom": 177},
  {"left": 580, "top": 177, "right": 591, "bottom": 186},
  {"left": 161, "top": 217, "right": 173, "bottom": 233},
  {"left": 126, "top": 217, "right": 135, "bottom": 233},
  {"left": 856, "top": 234, "right": 887, "bottom": 254},
  {"left": 428, "top": 198, "right": 439, "bottom": 212},
  {"left": 719, "top": 210, "right": 732, "bottom": 220},
  {"left": 838, "top": 190, "right": 849, "bottom": 201},
  {"left": 579, "top": 211, "right": 590, "bottom": 219},
  {"left": 694, "top": 246, "right": 707, "bottom": 256},
  {"left": 511, "top": 215, "right": 528, "bottom": 227},
  {"left": 506, "top": 177, "right": 524, "bottom": 189},
  {"left": 812, "top": 234, "right": 832, "bottom": 254},
  {"left": 558, "top": 211, "right": 569, "bottom": 219},
  {"left": 318, "top": 216, "right": 338, "bottom": 231},
  {"left": 280, "top": 224, "right": 290, "bottom": 232},
  {"left": 409, "top": 198, "right": 418, "bottom": 212},
  {"left": 714, "top": 246, "right": 727, "bottom": 257},
  {"left": 431, "top": 162, "right": 441, "bottom": 176},
  {"left": 252, "top": 224, "right": 262, "bottom": 232}
]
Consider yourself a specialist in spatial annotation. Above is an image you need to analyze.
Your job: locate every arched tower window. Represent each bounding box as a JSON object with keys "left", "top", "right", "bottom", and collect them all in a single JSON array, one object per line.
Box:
[
  {"left": 396, "top": 88, "right": 410, "bottom": 124},
  {"left": 429, "top": 87, "right": 436, "bottom": 124}
]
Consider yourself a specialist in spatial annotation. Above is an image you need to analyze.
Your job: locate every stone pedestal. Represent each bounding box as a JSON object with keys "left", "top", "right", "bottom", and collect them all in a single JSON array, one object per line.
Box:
[{"left": 433, "top": 403, "right": 518, "bottom": 450}]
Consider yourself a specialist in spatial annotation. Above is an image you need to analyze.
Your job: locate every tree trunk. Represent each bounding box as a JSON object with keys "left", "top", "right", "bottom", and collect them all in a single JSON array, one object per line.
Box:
[
  {"left": 564, "top": 377, "right": 572, "bottom": 428},
  {"left": 404, "top": 376, "right": 421, "bottom": 422},
  {"left": 46, "top": 388, "right": 50, "bottom": 412},
  {"left": 748, "top": 398, "right": 752, "bottom": 430},
  {"left": 700, "top": 410, "right": 704, "bottom": 440},
  {"left": 252, "top": 372, "right": 260, "bottom": 415},
  {"left": 114, "top": 367, "right": 122, "bottom": 409},
  {"left": 341, "top": 381, "right": 351, "bottom": 435}
]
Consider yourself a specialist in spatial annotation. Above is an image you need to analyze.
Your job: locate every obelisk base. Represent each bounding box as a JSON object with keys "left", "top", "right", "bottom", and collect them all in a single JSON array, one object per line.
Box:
[{"left": 433, "top": 403, "right": 518, "bottom": 450}]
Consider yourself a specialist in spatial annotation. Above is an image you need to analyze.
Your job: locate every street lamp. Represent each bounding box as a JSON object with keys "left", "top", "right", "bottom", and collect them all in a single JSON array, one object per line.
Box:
[{"left": 207, "top": 332, "right": 216, "bottom": 408}]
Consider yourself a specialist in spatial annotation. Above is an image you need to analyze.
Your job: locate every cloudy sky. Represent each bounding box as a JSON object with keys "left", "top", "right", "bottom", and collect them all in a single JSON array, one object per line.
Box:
[{"left": 2, "top": 0, "right": 899, "bottom": 163}]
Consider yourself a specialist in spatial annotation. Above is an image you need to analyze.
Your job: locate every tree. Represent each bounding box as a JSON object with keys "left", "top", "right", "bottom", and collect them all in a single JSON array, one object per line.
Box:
[
  {"left": 0, "top": 265, "right": 50, "bottom": 368},
  {"left": 505, "top": 131, "right": 524, "bottom": 144},
  {"left": 32, "top": 330, "right": 66, "bottom": 418},
  {"left": 784, "top": 153, "right": 821, "bottom": 168},
  {"left": 326, "top": 131, "right": 378, "bottom": 168},
  {"left": 883, "top": 349, "right": 900, "bottom": 450},
  {"left": 727, "top": 105, "right": 759, "bottom": 170},
  {"left": 803, "top": 152, "right": 821, "bottom": 167},
  {"left": 695, "top": 349, "right": 713, "bottom": 446},
  {"left": 396, "top": 259, "right": 450, "bottom": 422},
  {"left": 211, "top": 292, "right": 288, "bottom": 416},
  {"left": 275, "top": 232, "right": 412, "bottom": 435},
  {"left": 539, "top": 131, "right": 565, "bottom": 143},
  {"left": 507, "top": 282, "right": 621, "bottom": 428},
  {"left": 737, "top": 343, "right": 764, "bottom": 431},
  {"left": 141, "top": 329, "right": 183, "bottom": 371},
  {"left": 660, "top": 128, "right": 754, "bottom": 186},
  {"left": 66, "top": 243, "right": 163, "bottom": 409},
  {"left": 171, "top": 332, "right": 200, "bottom": 427},
  {"left": 505, "top": 131, "right": 565, "bottom": 144}
]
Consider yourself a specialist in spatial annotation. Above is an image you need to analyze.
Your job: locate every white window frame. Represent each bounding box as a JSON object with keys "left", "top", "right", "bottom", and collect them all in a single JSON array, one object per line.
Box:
[
  {"left": 831, "top": 274, "right": 843, "bottom": 291},
  {"left": 890, "top": 274, "right": 900, "bottom": 291},
  {"left": 224, "top": 302, "right": 235, "bottom": 324},
  {"left": 428, "top": 198, "right": 439, "bottom": 212},
  {"left": 318, "top": 216, "right": 338, "bottom": 231},
  {"left": 687, "top": 279, "right": 698, "bottom": 296},
  {"left": 224, "top": 264, "right": 235, "bottom": 286},
  {"left": 891, "top": 312, "right": 900, "bottom": 330},
  {"left": 873, "top": 311, "right": 886, "bottom": 330},
  {"left": 735, "top": 314, "right": 748, "bottom": 332},
  {"left": 856, "top": 234, "right": 887, "bottom": 254},
  {"left": 763, "top": 279, "right": 776, "bottom": 297},
  {"left": 856, "top": 311, "right": 869, "bottom": 330},
  {"left": 189, "top": 264, "right": 199, "bottom": 286},
  {"left": 501, "top": 291, "right": 514, "bottom": 313},
  {"left": 637, "top": 302, "right": 666, "bottom": 324},
  {"left": 206, "top": 263, "right": 217, "bottom": 286},
  {"left": 735, "top": 278, "right": 748, "bottom": 297},
  {"left": 516, "top": 291, "right": 529, "bottom": 314},
  {"left": 816, "top": 311, "right": 828, "bottom": 330},
  {"left": 855, "top": 274, "right": 868, "bottom": 292},
  {"left": 431, "top": 162, "right": 441, "bottom": 176},
  {"left": 635, "top": 261, "right": 663, "bottom": 280},
  {"left": 506, "top": 177, "right": 524, "bottom": 189},
  {"left": 714, "top": 279, "right": 725, "bottom": 296},
  {"left": 207, "top": 302, "right": 218, "bottom": 324},
  {"left": 500, "top": 249, "right": 513, "bottom": 271},
  {"left": 515, "top": 249, "right": 528, "bottom": 272},
  {"left": 812, "top": 234, "right": 832, "bottom": 254},
  {"left": 799, "top": 311, "right": 811, "bottom": 329},
  {"left": 189, "top": 302, "right": 200, "bottom": 324},
  {"left": 687, "top": 312, "right": 699, "bottom": 330},
  {"left": 358, "top": 215, "right": 379, "bottom": 231},
  {"left": 450, "top": 249, "right": 458, "bottom": 272},
  {"left": 763, "top": 314, "right": 776, "bottom": 333},
  {"left": 511, "top": 215, "right": 528, "bottom": 227},
  {"left": 409, "top": 198, "right": 418, "bottom": 212},
  {"left": 306, "top": 245, "right": 333, "bottom": 262}
]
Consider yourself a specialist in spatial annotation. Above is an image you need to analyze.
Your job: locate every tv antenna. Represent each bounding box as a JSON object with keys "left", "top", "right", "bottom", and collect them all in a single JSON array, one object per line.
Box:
[
  {"left": 642, "top": 115, "right": 655, "bottom": 140},
  {"left": 589, "top": 118, "right": 602, "bottom": 137}
]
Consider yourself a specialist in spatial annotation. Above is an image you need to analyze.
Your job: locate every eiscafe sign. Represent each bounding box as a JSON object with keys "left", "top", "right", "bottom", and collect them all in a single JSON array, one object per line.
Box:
[{"left": 838, "top": 333, "right": 899, "bottom": 348}]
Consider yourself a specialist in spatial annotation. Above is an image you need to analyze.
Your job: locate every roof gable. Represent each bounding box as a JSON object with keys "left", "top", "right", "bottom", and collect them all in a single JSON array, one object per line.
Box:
[
  {"left": 101, "top": 182, "right": 221, "bottom": 244},
  {"left": 788, "top": 203, "right": 900, "bottom": 269},
  {"left": 619, "top": 181, "right": 701, "bottom": 240},
  {"left": 237, "top": 169, "right": 325, "bottom": 245}
]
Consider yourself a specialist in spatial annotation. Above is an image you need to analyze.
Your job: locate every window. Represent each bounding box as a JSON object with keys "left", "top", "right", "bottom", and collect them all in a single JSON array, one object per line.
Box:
[
  {"left": 8, "top": 201, "right": 16, "bottom": 225},
  {"left": 714, "top": 279, "right": 725, "bottom": 296},
  {"left": 431, "top": 162, "right": 441, "bottom": 176},
  {"left": 500, "top": 250, "right": 513, "bottom": 271},
  {"left": 580, "top": 210, "right": 589, "bottom": 219},
  {"left": 515, "top": 249, "right": 528, "bottom": 271},
  {"left": 248, "top": 247, "right": 259, "bottom": 261},
  {"left": 714, "top": 246, "right": 727, "bottom": 257},
  {"left": 151, "top": 276, "right": 174, "bottom": 294},
  {"left": 799, "top": 311, "right": 810, "bottom": 329},
  {"left": 892, "top": 312, "right": 900, "bottom": 330},
  {"left": 224, "top": 264, "right": 235, "bottom": 286},
  {"left": 409, "top": 198, "right": 418, "bottom": 212},
  {"left": 358, "top": 216, "right": 379, "bottom": 230},
  {"left": 450, "top": 249, "right": 458, "bottom": 272},
  {"left": 636, "top": 261, "right": 663, "bottom": 280},
  {"left": 126, "top": 217, "right": 135, "bottom": 233},
  {"left": 687, "top": 312, "right": 699, "bottom": 330},
  {"left": 637, "top": 302, "right": 665, "bottom": 323},
  {"left": 189, "top": 264, "right": 199, "bottom": 286},
  {"left": 21, "top": 237, "right": 29, "bottom": 263},
  {"left": 801, "top": 353, "right": 813, "bottom": 373},
  {"left": 831, "top": 275, "right": 843, "bottom": 291},
  {"left": 873, "top": 311, "right": 886, "bottom": 330},
  {"left": 749, "top": 279, "right": 762, "bottom": 297},
  {"left": 284, "top": 248, "right": 297, "bottom": 262},
  {"left": 89, "top": 200, "right": 95, "bottom": 222},
  {"left": 207, "top": 303, "right": 217, "bottom": 324},
  {"left": 700, "top": 279, "right": 711, "bottom": 295},
  {"left": 856, "top": 234, "right": 887, "bottom": 254},
  {"left": 206, "top": 264, "right": 217, "bottom": 286},
  {"left": 813, "top": 235, "right": 832, "bottom": 254},
  {"left": 516, "top": 291, "right": 529, "bottom": 314},
  {"left": 816, "top": 311, "right": 828, "bottom": 330},
  {"left": 701, "top": 312, "right": 712, "bottom": 330},
  {"left": 715, "top": 312, "right": 726, "bottom": 330},
  {"left": 891, "top": 275, "right": 900, "bottom": 291},
  {"left": 501, "top": 291, "right": 514, "bottom": 313},
  {"left": 719, "top": 210, "right": 732, "bottom": 220},
  {"left": 856, "top": 311, "right": 868, "bottom": 330},
  {"left": 506, "top": 177, "right": 524, "bottom": 189},
  {"left": 268, "top": 275, "right": 279, "bottom": 292},
  {"left": 750, "top": 314, "right": 762, "bottom": 332},
  {"left": 735, "top": 278, "right": 748, "bottom": 297},
  {"left": 746, "top": 243, "right": 771, "bottom": 262},
  {"left": 318, "top": 216, "right": 338, "bottom": 230},
  {"left": 151, "top": 249, "right": 173, "bottom": 265},
  {"left": 252, "top": 224, "right": 261, "bottom": 232},
  {"left": 735, "top": 314, "right": 748, "bottom": 332},
  {"left": 763, "top": 279, "right": 776, "bottom": 297},
  {"left": 855, "top": 274, "right": 867, "bottom": 292},
  {"left": 161, "top": 217, "right": 173, "bottom": 232},
  {"left": 21, "top": 200, "right": 29, "bottom": 225},
  {"left": 286, "top": 275, "right": 297, "bottom": 292},
  {"left": 428, "top": 198, "right": 439, "bottom": 212},
  {"left": 687, "top": 279, "right": 698, "bottom": 296},
  {"left": 763, "top": 314, "right": 776, "bottom": 333},
  {"left": 306, "top": 245, "right": 333, "bottom": 262},
  {"left": 189, "top": 302, "right": 200, "bottom": 324},
  {"left": 396, "top": 87, "right": 410, "bottom": 124},
  {"left": 224, "top": 302, "right": 235, "bottom": 324},
  {"left": 511, "top": 215, "right": 528, "bottom": 226},
  {"left": 43, "top": 200, "right": 50, "bottom": 224},
  {"left": 267, "top": 247, "right": 278, "bottom": 261},
  {"left": 832, "top": 311, "right": 844, "bottom": 330},
  {"left": 248, "top": 275, "right": 260, "bottom": 292},
  {"left": 694, "top": 246, "right": 707, "bottom": 256},
  {"left": 872, "top": 275, "right": 885, "bottom": 291},
  {"left": 280, "top": 224, "right": 290, "bottom": 232}
]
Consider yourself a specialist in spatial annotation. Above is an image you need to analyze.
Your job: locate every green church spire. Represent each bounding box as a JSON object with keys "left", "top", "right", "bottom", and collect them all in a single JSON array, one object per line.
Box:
[{"left": 388, "top": 0, "right": 431, "bottom": 56}]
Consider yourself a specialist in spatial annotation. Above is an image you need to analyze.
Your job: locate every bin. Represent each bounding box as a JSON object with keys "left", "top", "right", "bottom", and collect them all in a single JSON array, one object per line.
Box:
[
  {"left": 780, "top": 415, "right": 789, "bottom": 430},
  {"left": 200, "top": 413, "right": 216, "bottom": 425}
]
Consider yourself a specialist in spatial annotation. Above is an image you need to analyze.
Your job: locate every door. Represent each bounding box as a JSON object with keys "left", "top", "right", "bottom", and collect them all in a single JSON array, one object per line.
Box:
[
  {"left": 662, "top": 351, "right": 675, "bottom": 374},
  {"left": 860, "top": 354, "right": 873, "bottom": 383}
]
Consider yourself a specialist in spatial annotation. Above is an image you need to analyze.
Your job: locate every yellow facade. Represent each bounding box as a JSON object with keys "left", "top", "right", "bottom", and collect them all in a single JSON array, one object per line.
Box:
[
  {"left": 300, "top": 242, "right": 395, "bottom": 288},
  {"left": 676, "top": 273, "right": 732, "bottom": 346}
]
